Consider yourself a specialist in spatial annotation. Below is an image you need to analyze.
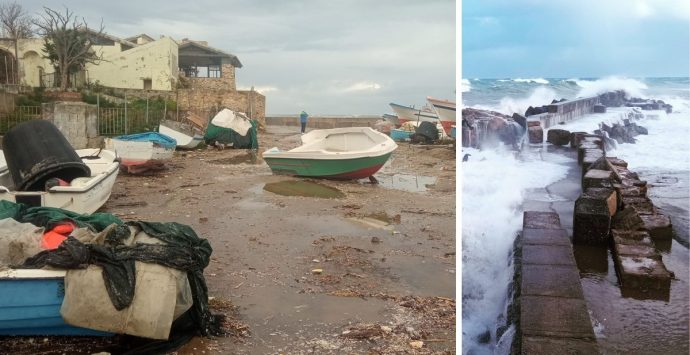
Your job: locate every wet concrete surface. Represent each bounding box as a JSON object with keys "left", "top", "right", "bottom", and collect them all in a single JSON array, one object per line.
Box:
[
  {"left": 0, "top": 126, "right": 455, "bottom": 354},
  {"left": 522, "top": 143, "right": 690, "bottom": 354}
]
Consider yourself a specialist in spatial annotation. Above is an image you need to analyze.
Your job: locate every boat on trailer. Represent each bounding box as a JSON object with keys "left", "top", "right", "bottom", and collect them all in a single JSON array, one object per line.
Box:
[
  {"left": 158, "top": 120, "right": 204, "bottom": 149},
  {"left": 105, "top": 132, "right": 176, "bottom": 174},
  {"left": 262, "top": 127, "right": 398, "bottom": 179},
  {"left": 0, "top": 148, "right": 119, "bottom": 214}
]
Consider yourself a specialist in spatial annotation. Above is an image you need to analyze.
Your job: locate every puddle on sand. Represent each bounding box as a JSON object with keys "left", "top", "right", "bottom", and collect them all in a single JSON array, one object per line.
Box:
[
  {"left": 263, "top": 180, "right": 345, "bottom": 199},
  {"left": 368, "top": 174, "right": 438, "bottom": 192}
]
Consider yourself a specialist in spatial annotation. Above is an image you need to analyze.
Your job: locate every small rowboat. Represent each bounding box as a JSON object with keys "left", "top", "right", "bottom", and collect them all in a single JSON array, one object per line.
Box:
[
  {"left": 158, "top": 120, "right": 204, "bottom": 149},
  {"left": 0, "top": 148, "right": 119, "bottom": 214},
  {"left": 427, "top": 97, "right": 456, "bottom": 135},
  {"left": 105, "top": 132, "right": 176, "bottom": 174},
  {"left": 263, "top": 127, "right": 397, "bottom": 179}
]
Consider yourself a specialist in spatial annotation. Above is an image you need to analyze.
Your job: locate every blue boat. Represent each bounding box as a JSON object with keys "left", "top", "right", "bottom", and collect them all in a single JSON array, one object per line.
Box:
[
  {"left": 390, "top": 129, "right": 414, "bottom": 141},
  {"left": 0, "top": 269, "right": 112, "bottom": 336}
]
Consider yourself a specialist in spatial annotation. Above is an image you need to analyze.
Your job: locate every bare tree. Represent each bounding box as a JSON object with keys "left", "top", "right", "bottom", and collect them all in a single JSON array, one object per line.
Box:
[
  {"left": 0, "top": 1, "right": 33, "bottom": 84},
  {"left": 33, "top": 7, "right": 104, "bottom": 91}
]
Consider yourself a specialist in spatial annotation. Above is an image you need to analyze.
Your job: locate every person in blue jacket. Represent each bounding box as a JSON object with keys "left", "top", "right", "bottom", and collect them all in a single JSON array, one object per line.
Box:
[{"left": 300, "top": 110, "right": 309, "bottom": 134}]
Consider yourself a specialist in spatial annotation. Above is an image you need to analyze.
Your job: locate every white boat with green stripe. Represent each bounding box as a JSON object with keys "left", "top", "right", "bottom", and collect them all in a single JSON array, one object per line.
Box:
[{"left": 262, "top": 127, "right": 398, "bottom": 179}]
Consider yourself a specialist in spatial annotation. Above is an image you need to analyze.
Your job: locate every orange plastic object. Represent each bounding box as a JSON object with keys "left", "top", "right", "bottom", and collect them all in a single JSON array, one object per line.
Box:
[
  {"left": 41, "top": 231, "right": 68, "bottom": 250},
  {"left": 51, "top": 222, "right": 75, "bottom": 235}
]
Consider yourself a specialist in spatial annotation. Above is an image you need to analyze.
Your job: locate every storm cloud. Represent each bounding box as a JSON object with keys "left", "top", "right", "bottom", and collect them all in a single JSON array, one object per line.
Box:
[{"left": 21, "top": 0, "right": 456, "bottom": 115}]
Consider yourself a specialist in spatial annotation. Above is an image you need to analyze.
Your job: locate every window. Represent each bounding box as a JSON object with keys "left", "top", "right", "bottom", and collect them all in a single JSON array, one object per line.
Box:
[
  {"left": 209, "top": 65, "right": 221, "bottom": 78},
  {"left": 143, "top": 79, "right": 152, "bottom": 90}
]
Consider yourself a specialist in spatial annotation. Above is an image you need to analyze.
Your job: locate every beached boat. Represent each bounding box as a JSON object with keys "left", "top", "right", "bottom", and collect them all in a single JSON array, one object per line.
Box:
[
  {"left": 427, "top": 96, "right": 456, "bottom": 135},
  {"left": 0, "top": 148, "right": 119, "bottom": 214},
  {"left": 105, "top": 132, "right": 176, "bottom": 174},
  {"left": 382, "top": 113, "right": 401, "bottom": 127},
  {"left": 0, "top": 269, "right": 111, "bottom": 336},
  {"left": 389, "top": 102, "right": 439, "bottom": 125},
  {"left": 262, "top": 127, "right": 398, "bottom": 179},
  {"left": 158, "top": 120, "right": 204, "bottom": 149}
]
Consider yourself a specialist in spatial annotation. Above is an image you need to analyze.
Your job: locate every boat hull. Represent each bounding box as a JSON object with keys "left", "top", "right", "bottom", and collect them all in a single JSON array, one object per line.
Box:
[
  {"left": 427, "top": 97, "right": 456, "bottom": 135},
  {"left": 159, "top": 124, "right": 203, "bottom": 149},
  {"left": 0, "top": 149, "right": 119, "bottom": 214},
  {"left": 264, "top": 153, "right": 392, "bottom": 179},
  {"left": 105, "top": 138, "right": 175, "bottom": 174},
  {"left": 0, "top": 270, "right": 111, "bottom": 336},
  {"left": 389, "top": 103, "right": 439, "bottom": 125}
]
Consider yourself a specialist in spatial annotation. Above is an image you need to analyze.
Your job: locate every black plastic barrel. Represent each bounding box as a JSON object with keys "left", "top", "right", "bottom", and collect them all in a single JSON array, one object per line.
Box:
[{"left": 2, "top": 120, "right": 90, "bottom": 191}]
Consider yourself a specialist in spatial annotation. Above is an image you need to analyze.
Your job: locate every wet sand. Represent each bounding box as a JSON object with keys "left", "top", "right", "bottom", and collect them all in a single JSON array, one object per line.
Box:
[{"left": 0, "top": 126, "right": 457, "bottom": 354}]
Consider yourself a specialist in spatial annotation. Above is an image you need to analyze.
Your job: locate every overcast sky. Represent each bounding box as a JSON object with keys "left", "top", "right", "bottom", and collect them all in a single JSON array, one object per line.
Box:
[
  {"left": 20, "top": 0, "right": 456, "bottom": 115},
  {"left": 463, "top": 0, "right": 690, "bottom": 79}
]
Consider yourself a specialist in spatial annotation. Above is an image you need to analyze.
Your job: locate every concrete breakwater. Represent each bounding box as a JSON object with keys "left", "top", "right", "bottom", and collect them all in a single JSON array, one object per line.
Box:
[
  {"left": 461, "top": 90, "right": 674, "bottom": 148},
  {"left": 514, "top": 134, "right": 676, "bottom": 353},
  {"left": 266, "top": 115, "right": 381, "bottom": 129}
]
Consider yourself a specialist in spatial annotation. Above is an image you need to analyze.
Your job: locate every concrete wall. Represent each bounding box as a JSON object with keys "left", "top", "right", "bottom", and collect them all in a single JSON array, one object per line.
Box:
[
  {"left": 42, "top": 102, "right": 99, "bottom": 149},
  {"left": 86, "top": 37, "right": 178, "bottom": 91},
  {"left": 529, "top": 96, "right": 600, "bottom": 129},
  {"left": 266, "top": 115, "right": 381, "bottom": 129}
]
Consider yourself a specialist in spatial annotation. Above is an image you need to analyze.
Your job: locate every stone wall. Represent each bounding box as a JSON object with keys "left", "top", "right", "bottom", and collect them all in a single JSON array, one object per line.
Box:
[
  {"left": 181, "top": 63, "right": 236, "bottom": 91},
  {"left": 42, "top": 102, "right": 99, "bottom": 149},
  {"left": 177, "top": 88, "right": 266, "bottom": 128}
]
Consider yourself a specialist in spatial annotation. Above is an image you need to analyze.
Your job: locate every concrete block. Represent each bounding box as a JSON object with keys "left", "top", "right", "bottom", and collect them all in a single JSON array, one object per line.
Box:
[
  {"left": 611, "top": 206, "right": 644, "bottom": 231},
  {"left": 520, "top": 296, "right": 596, "bottom": 339},
  {"left": 582, "top": 149, "right": 604, "bottom": 173},
  {"left": 616, "top": 255, "right": 672, "bottom": 290},
  {"left": 582, "top": 188, "right": 617, "bottom": 216},
  {"left": 611, "top": 229, "right": 653, "bottom": 246},
  {"left": 522, "top": 264, "right": 584, "bottom": 298},
  {"left": 639, "top": 214, "right": 673, "bottom": 239},
  {"left": 522, "top": 228, "right": 571, "bottom": 246},
  {"left": 613, "top": 243, "right": 658, "bottom": 258},
  {"left": 577, "top": 142, "right": 600, "bottom": 164},
  {"left": 606, "top": 157, "right": 628, "bottom": 168},
  {"left": 583, "top": 169, "right": 614, "bottom": 189},
  {"left": 522, "top": 336, "right": 600, "bottom": 354},
  {"left": 573, "top": 193, "right": 612, "bottom": 245},
  {"left": 528, "top": 125, "right": 544, "bottom": 143},
  {"left": 523, "top": 211, "right": 561, "bottom": 229},
  {"left": 570, "top": 131, "right": 588, "bottom": 148},
  {"left": 523, "top": 244, "right": 576, "bottom": 266},
  {"left": 547, "top": 129, "right": 571, "bottom": 146},
  {"left": 622, "top": 196, "right": 656, "bottom": 215},
  {"left": 527, "top": 120, "right": 541, "bottom": 127},
  {"left": 593, "top": 104, "right": 606, "bottom": 113}
]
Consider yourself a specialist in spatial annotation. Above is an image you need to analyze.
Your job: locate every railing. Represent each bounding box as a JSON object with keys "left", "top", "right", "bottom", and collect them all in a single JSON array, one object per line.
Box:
[
  {"left": 0, "top": 106, "right": 42, "bottom": 134},
  {"left": 98, "top": 107, "right": 167, "bottom": 136}
]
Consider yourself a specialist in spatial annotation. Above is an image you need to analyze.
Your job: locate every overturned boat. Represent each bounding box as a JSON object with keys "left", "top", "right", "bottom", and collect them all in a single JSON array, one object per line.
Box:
[
  {"left": 262, "top": 127, "right": 397, "bottom": 179},
  {"left": 158, "top": 120, "right": 204, "bottom": 149},
  {"left": 105, "top": 132, "right": 176, "bottom": 174},
  {"left": 0, "top": 148, "right": 120, "bottom": 215}
]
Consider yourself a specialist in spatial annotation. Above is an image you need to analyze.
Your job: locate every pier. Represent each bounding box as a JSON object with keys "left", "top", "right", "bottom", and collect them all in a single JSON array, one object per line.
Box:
[
  {"left": 518, "top": 211, "right": 599, "bottom": 354},
  {"left": 527, "top": 96, "right": 601, "bottom": 129}
]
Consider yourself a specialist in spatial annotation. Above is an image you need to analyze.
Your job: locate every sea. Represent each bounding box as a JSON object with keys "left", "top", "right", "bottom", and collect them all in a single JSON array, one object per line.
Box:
[{"left": 461, "top": 76, "right": 690, "bottom": 354}]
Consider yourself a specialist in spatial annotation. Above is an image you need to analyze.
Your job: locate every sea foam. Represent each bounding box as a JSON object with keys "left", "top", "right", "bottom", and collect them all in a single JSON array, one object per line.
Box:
[{"left": 462, "top": 147, "right": 569, "bottom": 354}]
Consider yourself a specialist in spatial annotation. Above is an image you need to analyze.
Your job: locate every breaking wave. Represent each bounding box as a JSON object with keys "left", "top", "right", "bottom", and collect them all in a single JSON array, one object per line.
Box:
[
  {"left": 497, "top": 78, "right": 549, "bottom": 84},
  {"left": 572, "top": 76, "right": 649, "bottom": 98},
  {"left": 462, "top": 147, "right": 569, "bottom": 354},
  {"left": 461, "top": 78, "right": 472, "bottom": 93}
]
